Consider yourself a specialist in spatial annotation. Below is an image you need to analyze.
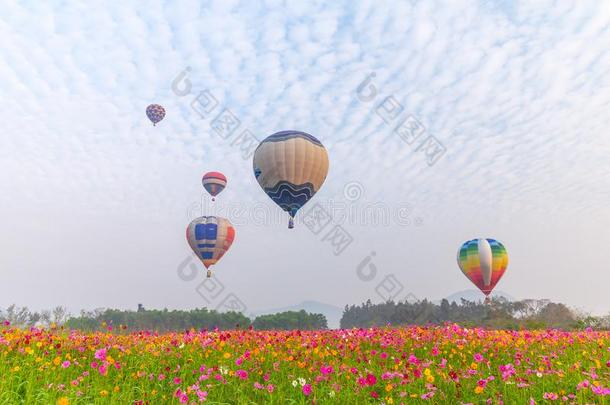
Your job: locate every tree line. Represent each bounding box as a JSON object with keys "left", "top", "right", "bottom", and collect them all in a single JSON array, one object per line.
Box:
[
  {"left": 0, "top": 305, "right": 327, "bottom": 332},
  {"left": 340, "top": 298, "right": 610, "bottom": 330},
  {"left": 2, "top": 298, "right": 608, "bottom": 331}
]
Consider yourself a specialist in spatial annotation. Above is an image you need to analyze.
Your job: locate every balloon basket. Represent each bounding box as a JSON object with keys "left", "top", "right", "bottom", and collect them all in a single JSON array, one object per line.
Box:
[
  {"left": 206, "top": 270, "right": 212, "bottom": 278},
  {"left": 288, "top": 218, "right": 294, "bottom": 229}
]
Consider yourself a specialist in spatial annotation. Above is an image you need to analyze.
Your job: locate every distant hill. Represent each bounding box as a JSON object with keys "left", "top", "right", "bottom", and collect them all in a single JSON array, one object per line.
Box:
[
  {"left": 443, "top": 289, "right": 515, "bottom": 304},
  {"left": 252, "top": 301, "right": 343, "bottom": 329}
]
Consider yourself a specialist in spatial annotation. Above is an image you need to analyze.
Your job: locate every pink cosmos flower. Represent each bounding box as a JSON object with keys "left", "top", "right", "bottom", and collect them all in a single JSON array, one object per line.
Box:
[
  {"left": 543, "top": 392, "right": 558, "bottom": 400},
  {"left": 196, "top": 390, "right": 208, "bottom": 401},
  {"left": 61, "top": 361, "right": 70, "bottom": 368},
  {"left": 94, "top": 348, "right": 107, "bottom": 360},
  {"left": 366, "top": 373, "right": 377, "bottom": 386},
  {"left": 98, "top": 364, "right": 107, "bottom": 376},
  {"left": 474, "top": 353, "right": 484, "bottom": 362},
  {"left": 174, "top": 377, "right": 182, "bottom": 385},
  {"left": 236, "top": 370, "right": 248, "bottom": 380},
  {"left": 267, "top": 384, "right": 274, "bottom": 393},
  {"left": 591, "top": 386, "right": 610, "bottom": 395},
  {"left": 302, "top": 384, "right": 312, "bottom": 396},
  {"left": 320, "top": 365, "right": 334, "bottom": 375}
]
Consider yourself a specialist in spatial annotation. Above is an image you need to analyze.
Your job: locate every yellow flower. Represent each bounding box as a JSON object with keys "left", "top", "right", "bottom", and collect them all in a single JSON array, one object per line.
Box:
[
  {"left": 385, "top": 384, "right": 393, "bottom": 392},
  {"left": 475, "top": 386, "right": 484, "bottom": 394},
  {"left": 114, "top": 386, "right": 120, "bottom": 392},
  {"left": 426, "top": 375, "right": 435, "bottom": 383},
  {"left": 424, "top": 368, "right": 431, "bottom": 376},
  {"left": 57, "top": 397, "right": 69, "bottom": 405},
  {"left": 11, "top": 366, "right": 20, "bottom": 372},
  {"left": 470, "top": 362, "right": 478, "bottom": 370},
  {"left": 223, "top": 352, "right": 231, "bottom": 359},
  {"left": 100, "top": 390, "right": 109, "bottom": 397},
  {"left": 386, "top": 397, "right": 394, "bottom": 404}
]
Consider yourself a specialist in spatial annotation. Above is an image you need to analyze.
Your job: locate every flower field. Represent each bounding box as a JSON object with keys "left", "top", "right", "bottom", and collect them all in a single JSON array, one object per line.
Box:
[{"left": 0, "top": 323, "right": 608, "bottom": 404}]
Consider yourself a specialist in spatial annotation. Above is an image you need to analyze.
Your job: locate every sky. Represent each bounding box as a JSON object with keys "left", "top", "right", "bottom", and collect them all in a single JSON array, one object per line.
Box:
[{"left": 1, "top": 0, "right": 609, "bottom": 317}]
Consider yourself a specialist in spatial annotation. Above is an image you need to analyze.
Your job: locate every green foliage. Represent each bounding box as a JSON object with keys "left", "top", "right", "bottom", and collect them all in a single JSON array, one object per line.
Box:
[
  {"left": 63, "top": 308, "right": 328, "bottom": 332},
  {"left": 65, "top": 307, "right": 252, "bottom": 332},
  {"left": 252, "top": 310, "right": 327, "bottom": 330},
  {"left": 340, "top": 298, "right": 608, "bottom": 330}
]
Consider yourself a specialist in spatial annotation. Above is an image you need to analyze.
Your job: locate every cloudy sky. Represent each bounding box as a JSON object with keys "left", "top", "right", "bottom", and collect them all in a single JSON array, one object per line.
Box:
[{"left": 1, "top": 0, "right": 609, "bottom": 317}]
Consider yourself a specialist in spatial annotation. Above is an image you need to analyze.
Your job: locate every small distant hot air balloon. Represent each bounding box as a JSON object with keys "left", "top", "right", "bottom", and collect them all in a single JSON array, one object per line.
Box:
[
  {"left": 146, "top": 104, "right": 165, "bottom": 126},
  {"left": 186, "top": 216, "right": 235, "bottom": 278},
  {"left": 457, "top": 238, "right": 508, "bottom": 302},
  {"left": 253, "top": 130, "right": 329, "bottom": 229},
  {"left": 202, "top": 172, "right": 227, "bottom": 201}
]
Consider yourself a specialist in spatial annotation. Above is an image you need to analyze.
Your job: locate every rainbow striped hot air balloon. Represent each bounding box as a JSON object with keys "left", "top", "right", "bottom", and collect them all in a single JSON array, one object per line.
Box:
[
  {"left": 457, "top": 238, "right": 508, "bottom": 301},
  {"left": 186, "top": 216, "right": 235, "bottom": 278},
  {"left": 202, "top": 171, "right": 227, "bottom": 201},
  {"left": 253, "top": 130, "right": 329, "bottom": 229}
]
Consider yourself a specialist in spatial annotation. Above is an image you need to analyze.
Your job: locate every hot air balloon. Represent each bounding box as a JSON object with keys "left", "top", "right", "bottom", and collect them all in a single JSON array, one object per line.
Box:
[
  {"left": 457, "top": 238, "right": 508, "bottom": 302},
  {"left": 253, "top": 130, "right": 329, "bottom": 229},
  {"left": 146, "top": 104, "right": 165, "bottom": 126},
  {"left": 186, "top": 216, "right": 235, "bottom": 278},
  {"left": 202, "top": 172, "right": 227, "bottom": 201}
]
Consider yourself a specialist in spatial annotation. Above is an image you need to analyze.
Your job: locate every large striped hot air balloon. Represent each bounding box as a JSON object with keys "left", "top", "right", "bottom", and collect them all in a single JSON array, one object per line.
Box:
[
  {"left": 186, "top": 216, "right": 235, "bottom": 278},
  {"left": 253, "top": 130, "right": 329, "bottom": 229},
  {"left": 202, "top": 171, "right": 227, "bottom": 201},
  {"left": 457, "top": 238, "right": 508, "bottom": 301},
  {"left": 146, "top": 104, "right": 165, "bottom": 126}
]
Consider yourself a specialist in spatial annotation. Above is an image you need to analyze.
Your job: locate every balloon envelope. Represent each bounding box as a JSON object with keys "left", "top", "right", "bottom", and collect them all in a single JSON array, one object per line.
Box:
[
  {"left": 202, "top": 171, "right": 227, "bottom": 198},
  {"left": 186, "top": 216, "right": 235, "bottom": 270},
  {"left": 457, "top": 238, "right": 508, "bottom": 296},
  {"left": 146, "top": 104, "right": 165, "bottom": 125},
  {"left": 253, "top": 130, "right": 329, "bottom": 228}
]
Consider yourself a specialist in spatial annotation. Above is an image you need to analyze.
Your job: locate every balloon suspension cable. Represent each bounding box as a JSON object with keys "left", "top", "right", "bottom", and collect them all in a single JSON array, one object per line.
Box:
[
  {"left": 206, "top": 269, "right": 212, "bottom": 278},
  {"left": 288, "top": 217, "right": 294, "bottom": 229}
]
